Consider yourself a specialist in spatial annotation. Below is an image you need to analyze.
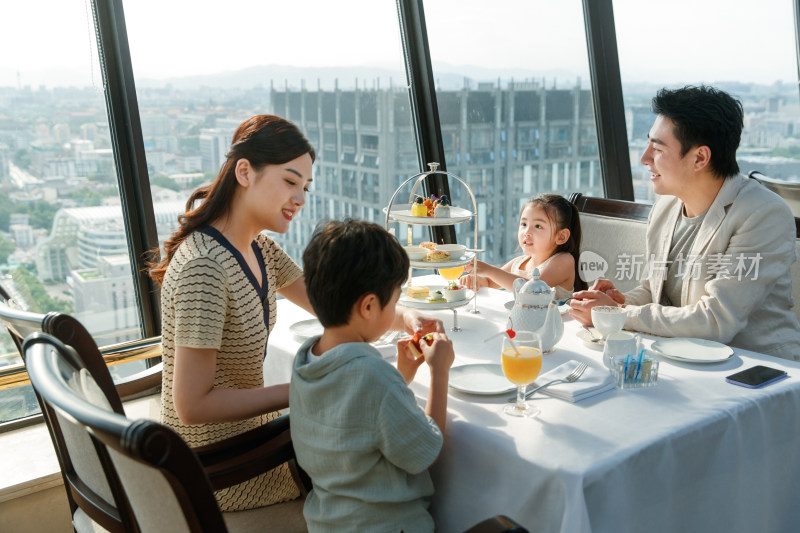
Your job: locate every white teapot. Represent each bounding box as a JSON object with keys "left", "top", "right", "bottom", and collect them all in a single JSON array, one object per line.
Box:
[{"left": 509, "top": 269, "right": 564, "bottom": 353}]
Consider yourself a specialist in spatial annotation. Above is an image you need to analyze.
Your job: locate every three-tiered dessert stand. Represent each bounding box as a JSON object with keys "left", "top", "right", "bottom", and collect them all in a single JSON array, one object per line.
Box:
[{"left": 384, "top": 163, "right": 480, "bottom": 332}]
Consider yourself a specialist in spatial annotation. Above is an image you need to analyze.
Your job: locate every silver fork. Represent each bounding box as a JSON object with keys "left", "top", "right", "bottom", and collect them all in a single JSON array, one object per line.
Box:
[{"left": 507, "top": 362, "right": 589, "bottom": 402}]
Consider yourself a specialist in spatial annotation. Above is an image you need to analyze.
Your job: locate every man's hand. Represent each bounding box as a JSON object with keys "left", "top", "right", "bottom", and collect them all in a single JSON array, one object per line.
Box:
[{"left": 569, "top": 279, "right": 624, "bottom": 326}]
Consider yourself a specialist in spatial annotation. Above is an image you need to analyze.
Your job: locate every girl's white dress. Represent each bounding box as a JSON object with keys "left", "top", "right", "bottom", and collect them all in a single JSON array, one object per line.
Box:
[{"left": 509, "top": 252, "right": 573, "bottom": 301}]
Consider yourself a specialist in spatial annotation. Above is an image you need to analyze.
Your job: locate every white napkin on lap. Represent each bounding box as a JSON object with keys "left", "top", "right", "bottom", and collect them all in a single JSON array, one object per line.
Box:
[{"left": 536, "top": 360, "right": 615, "bottom": 402}]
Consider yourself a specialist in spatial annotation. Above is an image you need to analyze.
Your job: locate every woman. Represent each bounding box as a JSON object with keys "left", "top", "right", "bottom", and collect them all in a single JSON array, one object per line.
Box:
[{"left": 149, "top": 114, "right": 442, "bottom": 511}]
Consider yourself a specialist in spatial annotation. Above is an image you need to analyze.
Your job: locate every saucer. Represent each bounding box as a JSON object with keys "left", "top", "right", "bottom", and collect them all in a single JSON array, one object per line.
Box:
[
  {"left": 505, "top": 300, "right": 570, "bottom": 314},
  {"left": 576, "top": 328, "right": 605, "bottom": 351},
  {"left": 650, "top": 338, "right": 734, "bottom": 363}
]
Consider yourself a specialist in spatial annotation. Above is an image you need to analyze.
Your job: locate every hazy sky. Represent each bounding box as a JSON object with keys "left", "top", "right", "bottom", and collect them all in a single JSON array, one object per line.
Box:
[{"left": 0, "top": 0, "right": 796, "bottom": 87}]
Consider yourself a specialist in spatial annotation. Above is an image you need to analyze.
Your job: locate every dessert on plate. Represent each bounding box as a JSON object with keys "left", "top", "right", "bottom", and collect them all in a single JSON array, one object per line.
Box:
[
  {"left": 427, "top": 290, "right": 446, "bottom": 303},
  {"left": 425, "top": 250, "right": 450, "bottom": 262},
  {"left": 406, "top": 286, "right": 429, "bottom": 298},
  {"left": 434, "top": 195, "right": 451, "bottom": 217}
]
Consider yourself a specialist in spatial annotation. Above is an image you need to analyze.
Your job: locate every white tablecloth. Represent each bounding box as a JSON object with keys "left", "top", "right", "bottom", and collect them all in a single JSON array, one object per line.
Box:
[{"left": 265, "top": 275, "right": 800, "bottom": 533}]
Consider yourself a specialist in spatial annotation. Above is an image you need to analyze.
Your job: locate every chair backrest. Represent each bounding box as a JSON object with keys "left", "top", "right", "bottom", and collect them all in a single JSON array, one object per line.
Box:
[
  {"left": 748, "top": 172, "right": 800, "bottom": 323},
  {"left": 568, "top": 193, "right": 651, "bottom": 293},
  {"left": 569, "top": 192, "right": 800, "bottom": 323},
  {"left": 24, "top": 333, "right": 229, "bottom": 533},
  {"left": 0, "top": 296, "right": 134, "bottom": 532},
  {"left": 750, "top": 170, "right": 800, "bottom": 219}
]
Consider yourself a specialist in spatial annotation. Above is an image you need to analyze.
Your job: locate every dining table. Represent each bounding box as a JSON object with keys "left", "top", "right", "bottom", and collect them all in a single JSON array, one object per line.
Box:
[{"left": 265, "top": 274, "right": 800, "bottom": 533}]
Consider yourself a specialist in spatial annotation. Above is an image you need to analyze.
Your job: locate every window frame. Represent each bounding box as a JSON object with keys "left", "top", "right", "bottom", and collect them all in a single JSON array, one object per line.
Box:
[{"left": 3, "top": 0, "right": 800, "bottom": 433}]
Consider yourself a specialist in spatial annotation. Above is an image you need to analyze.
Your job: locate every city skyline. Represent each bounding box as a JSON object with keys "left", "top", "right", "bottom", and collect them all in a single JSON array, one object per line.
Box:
[{"left": 1, "top": 0, "right": 797, "bottom": 88}]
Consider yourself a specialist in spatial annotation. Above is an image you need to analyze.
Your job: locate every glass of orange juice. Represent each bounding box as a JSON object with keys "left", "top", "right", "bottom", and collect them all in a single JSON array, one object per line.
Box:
[
  {"left": 501, "top": 331, "right": 543, "bottom": 418},
  {"left": 438, "top": 266, "right": 464, "bottom": 281}
]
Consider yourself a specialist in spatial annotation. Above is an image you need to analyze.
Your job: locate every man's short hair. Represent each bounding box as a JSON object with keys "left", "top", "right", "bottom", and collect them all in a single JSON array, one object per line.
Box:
[
  {"left": 303, "top": 219, "right": 409, "bottom": 327},
  {"left": 652, "top": 85, "right": 743, "bottom": 178}
]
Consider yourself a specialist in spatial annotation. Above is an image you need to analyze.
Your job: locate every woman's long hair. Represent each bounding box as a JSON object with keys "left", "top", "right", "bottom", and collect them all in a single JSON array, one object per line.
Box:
[{"left": 148, "top": 115, "right": 315, "bottom": 285}]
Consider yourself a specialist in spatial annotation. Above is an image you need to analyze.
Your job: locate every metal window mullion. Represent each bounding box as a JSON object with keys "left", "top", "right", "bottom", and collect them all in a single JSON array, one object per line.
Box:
[
  {"left": 396, "top": 0, "right": 456, "bottom": 244},
  {"left": 91, "top": 0, "right": 161, "bottom": 336},
  {"left": 582, "top": 0, "right": 634, "bottom": 201},
  {"left": 794, "top": 0, "right": 800, "bottom": 104}
]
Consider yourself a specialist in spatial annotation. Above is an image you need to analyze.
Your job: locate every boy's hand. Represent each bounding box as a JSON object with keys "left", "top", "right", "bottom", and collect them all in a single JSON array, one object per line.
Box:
[
  {"left": 401, "top": 309, "right": 445, "bottom": 336},
  {"left": 420, "top": 332, "right": 455, "bottom": 376},
  {"left": 396, "top": 336, "right": 425, "bottom": 384}
]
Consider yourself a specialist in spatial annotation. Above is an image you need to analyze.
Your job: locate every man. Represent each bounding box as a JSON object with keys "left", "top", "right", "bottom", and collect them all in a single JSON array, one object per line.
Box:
[{"left": 570, "top": 85, "right": 800, "bottom": 359}]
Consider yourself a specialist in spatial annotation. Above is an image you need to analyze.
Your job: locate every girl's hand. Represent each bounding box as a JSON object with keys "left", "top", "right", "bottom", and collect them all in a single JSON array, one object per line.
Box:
[
  {"left": 460, "top": 272, "right": 490, "bottom": 290},
  {"left": 463, "top": 260, "right": 489, "bottom": 276}
]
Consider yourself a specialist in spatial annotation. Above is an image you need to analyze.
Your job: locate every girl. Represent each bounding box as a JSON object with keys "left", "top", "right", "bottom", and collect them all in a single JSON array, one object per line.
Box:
[
  {"left": 462, "top": 194, "right": 586, "bottom": 299},
  {"left": 149, "top": 114, "right": 443, "bottom": 512}
]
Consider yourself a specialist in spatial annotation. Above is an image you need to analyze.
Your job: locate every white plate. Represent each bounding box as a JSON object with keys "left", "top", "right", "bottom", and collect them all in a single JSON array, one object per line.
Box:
[
  {"left": 576, "top": 328, "right": 605, "bottom": 351},
  {"left": 410, "top": 251, "right": 476, "bottom": 269},
  {"left": 651, "top": 338, "right": 734, "bottom": 363},
  {"left": 384, "top": 205, "right": 473, "bottom": 225},
  {"left": 400, "top": 285, "right": 474, "bottom": 310},
  {"left": 505, "top": 300, "right": 570, "bottom": 314},
  {"left": 449, "top": 364, "right": 515, "bottom": 395},
  {"left": 289, "top": 318, "right": 322, "bottom": 340}
]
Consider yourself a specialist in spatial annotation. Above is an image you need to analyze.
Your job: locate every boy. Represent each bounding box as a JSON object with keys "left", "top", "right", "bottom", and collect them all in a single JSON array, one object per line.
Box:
[{"left": 291, "top": 219, "right": 454, "bottom": 532}]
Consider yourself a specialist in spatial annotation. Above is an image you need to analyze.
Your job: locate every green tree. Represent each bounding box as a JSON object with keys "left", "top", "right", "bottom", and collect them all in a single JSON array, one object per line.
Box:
[
  {"left": 10, "top": 267, "right": 73, "bottom": 314},
  {"left": 0, "top": 233, "right": 15, "bottom": 264},
  {"left": 0, "top": 194, "right": 13, "bottom": 231},
  {"left": 26, "top": 201, "right": 59, "bottom": 230},
  {"left": 151, "top": 176, "right": 182, "bottom": 192},
  {"left": 13, "top": 149, "right": 30, "bottom": 170}
]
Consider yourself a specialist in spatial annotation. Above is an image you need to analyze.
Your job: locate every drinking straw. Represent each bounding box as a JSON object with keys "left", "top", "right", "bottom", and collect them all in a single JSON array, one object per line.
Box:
[
  {"left": 624, "top": 354, "right": 631, "bottom": 383},
  {"left": 484, "top": 328, "right": 521, "bottom": 355},
  {"left": 634, "top": 348, "right": 645, "bottom": 382},
  {"left": 483, "top": 328, "right": 516, "bottom": 342}
]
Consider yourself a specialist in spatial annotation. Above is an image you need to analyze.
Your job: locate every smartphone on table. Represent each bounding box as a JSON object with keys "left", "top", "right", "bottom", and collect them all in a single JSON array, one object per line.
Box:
[{"left": 725, "top": 365, "right": 788, "bottom": 389}]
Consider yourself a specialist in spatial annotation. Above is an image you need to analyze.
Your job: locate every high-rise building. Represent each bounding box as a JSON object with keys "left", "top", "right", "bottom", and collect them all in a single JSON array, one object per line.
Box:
[
  {"left": 71, "top": 254, "right": 139, "bottom": 345},
  {"left": 269, "top": 82, "right": 603, "bottom": 265},
  {"left": 35, "top": 202, "right": 184, "bottom": 281},
  {"left": 199, "top": 128, "right": 231, "bottom": 173}
]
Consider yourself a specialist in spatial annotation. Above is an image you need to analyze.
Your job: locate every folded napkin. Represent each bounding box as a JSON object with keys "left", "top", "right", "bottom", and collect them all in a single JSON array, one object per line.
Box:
[
  {"left": 536, "top": 360, "right": 615, "bottom": 402},
  {"left": 373, "top": 343, "right": 398, "bottom": 360}
]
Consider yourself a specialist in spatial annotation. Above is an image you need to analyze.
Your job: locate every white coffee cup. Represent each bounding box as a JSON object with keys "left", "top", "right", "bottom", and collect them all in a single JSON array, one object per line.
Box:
[
  {"left": 591, "top": 305, "right": 627, "bottom": 339},
  {"left": 602, "top": 332, "right": 639, "bottom": 370}
]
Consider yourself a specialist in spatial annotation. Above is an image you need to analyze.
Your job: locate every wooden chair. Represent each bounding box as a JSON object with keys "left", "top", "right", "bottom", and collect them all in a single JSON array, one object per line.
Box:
[
  {"left": 23, "top": 332, "right": 528, "bottom": 533},
  {"left": 0, "top": 290, "right": 139, "bottom": 532},
  {"left": 568, "top": 192, "right": 652, "bottom": 222},
  {"left": 568, "top": 193, "right": 651, "bottom": 293},
  {"left": 22, "top": 332, "right": 307, "bottom": 532},
  {"left": 1, "top": 294, "right": 310, "bottom": 532}
]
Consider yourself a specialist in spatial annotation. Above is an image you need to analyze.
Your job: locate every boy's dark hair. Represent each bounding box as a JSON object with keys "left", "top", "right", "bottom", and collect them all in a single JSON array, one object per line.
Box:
[
  {"left": 303, "top": 219, "right": 409, "bottom": 327},
  {"left": 652, "top": 85, "right": 743, "bottom": 179}
]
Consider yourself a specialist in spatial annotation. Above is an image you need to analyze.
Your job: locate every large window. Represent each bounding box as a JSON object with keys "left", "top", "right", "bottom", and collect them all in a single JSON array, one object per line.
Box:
[
  {"left": 615, "top": 0, "right": 800, "bottom": 201},
  {"left": 0, "top": 1, "right": 146, "bottom": 423},
  {"left": 424, "top": 0, "right": 602, "bottom": 265},
  {"left": 122, "top": 0, "right": 413, "bottom": 264}
]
